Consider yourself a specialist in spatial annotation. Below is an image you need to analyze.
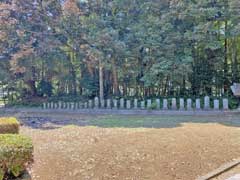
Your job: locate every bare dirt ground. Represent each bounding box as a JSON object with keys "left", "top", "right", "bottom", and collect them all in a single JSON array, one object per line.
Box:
[{"left": 16, "top": 114, "right": 240, "bottom": 180}]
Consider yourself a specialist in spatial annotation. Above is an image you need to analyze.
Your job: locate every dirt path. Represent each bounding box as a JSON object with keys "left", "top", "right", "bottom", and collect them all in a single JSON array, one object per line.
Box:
[{"left": 20, "top": 122, "right": 240, "bottom": 180}]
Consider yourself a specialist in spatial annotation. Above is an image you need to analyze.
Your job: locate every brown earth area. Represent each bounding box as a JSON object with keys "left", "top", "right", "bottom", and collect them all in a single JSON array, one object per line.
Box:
[{"left": 18, "top": 114, "right": 240, "bottom": 180}]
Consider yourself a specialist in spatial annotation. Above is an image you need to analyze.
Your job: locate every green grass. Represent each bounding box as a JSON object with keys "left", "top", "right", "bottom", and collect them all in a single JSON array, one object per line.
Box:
[{"left": 85, "top": 114, "right": 240, "bottom": 128}]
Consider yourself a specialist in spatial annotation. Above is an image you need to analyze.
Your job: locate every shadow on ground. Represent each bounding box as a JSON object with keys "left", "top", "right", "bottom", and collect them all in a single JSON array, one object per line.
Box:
[{"left": 8, "top": 112, "right": 240, "bottom": 130}]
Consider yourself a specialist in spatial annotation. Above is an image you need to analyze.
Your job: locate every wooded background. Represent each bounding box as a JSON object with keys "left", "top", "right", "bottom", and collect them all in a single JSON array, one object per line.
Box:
[{"left": 0, "top": 0, "right": 240, "bottom": 105}]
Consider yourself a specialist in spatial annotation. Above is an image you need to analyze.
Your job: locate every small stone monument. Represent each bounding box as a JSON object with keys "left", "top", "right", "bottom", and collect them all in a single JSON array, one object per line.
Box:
[
  {"left": 126, "top": 100, "right": 131, "bottom": 109},
  {"left": 84, "top": 102, "right": 88, "bottom": 109},
  {"left": 195, "top": 98, "right": 201, "bottom": 110},
  {"left": 214, "top": 99, "right": 219, "bottom": 110},
  {"left": 88, "top": 100, "right": 93, "bottom": 108},
  {"left": 163, "top": 99, "right": 168, "bottom": 110},
  {"left": 53, "top": 103, "right": 57, "bottom": 109},
  {"left": 187, "top": 98, "right": 192, "bottom": 110},
  {"left": 94, "top": 97, "right": 99, "bottom": 109},
  {"left": 46, "top": 102, "right": 50, "bottom": 109},
  {"left": 70, "top": 102, "right": 75, "bottom": 110},
  {"left": 100, "top": 99, "right": 105, "bottom": 108},
  {"left": 134, "top": 99, "right": 138, "bottom": 109},
  {"left": 43, "top": 103, "right": 47, "bottom": 109},
  {"left": 67, "top": 102, "right": 71, "bottom": 109},
  {"left": 231, "top": 83, "right": 240, "bottom": 109},
  {"left": 147, "top": 99, "right": 152, "bottom": 109},
  {"left": 179, "top": 98, "right": 184, "bottom": 110},
  {"left": 51, "top": 102, "right": 54, "bottom": 109},
  {"left": 113, "top": 99, "right": 118, "bottom": 109},
  {"left": 120, "top": 98, "right": 125, "bottom": 109},
  {"left": 79, "top": 102, "right": 83, "bottom": 109},
  {"left": 107, "top": 99, "right": 111, "bottom": 109},
  {"left": 75, "top": 102, "right": 78, "bottom": 109},
  {"left": 204, "top": 96, "right": 210, "bottom": 110},
  {"left": 58, "top": 101, "right": 62, "bottom": 109},
  {"left": 62, "top": 102, "right": 66, "bottom": 109},
  {"left": 223, "top": 98, "right": 229, "bottom": 110},
  {"left": 171, "top": 98, "right": 177, "bottom": 110}
]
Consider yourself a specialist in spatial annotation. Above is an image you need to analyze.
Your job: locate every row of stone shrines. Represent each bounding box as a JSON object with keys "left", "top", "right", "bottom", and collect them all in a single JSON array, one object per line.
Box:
[{"left": 43, "top": 96, "right": 229, "bottom": 110}]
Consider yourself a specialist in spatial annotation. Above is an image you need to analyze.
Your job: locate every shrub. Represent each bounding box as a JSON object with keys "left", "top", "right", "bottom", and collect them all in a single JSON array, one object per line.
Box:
[
  {"left": 0, "top": 134, "right": 33, "bottom": 180},
  {"left": 0, "top": 117, "right": 20, "bottom": 134},
  {"left": 149, "top": 102, "right": 157, "bottom": 110}
]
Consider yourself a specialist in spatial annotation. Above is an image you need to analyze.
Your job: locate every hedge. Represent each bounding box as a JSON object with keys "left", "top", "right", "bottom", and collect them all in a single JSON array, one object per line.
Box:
[
  {"left": 0, "top": 117, "right": 20, "bottom": 134},
  {"left": 0, "top": 134, "right": 33, "bottom": 180}
]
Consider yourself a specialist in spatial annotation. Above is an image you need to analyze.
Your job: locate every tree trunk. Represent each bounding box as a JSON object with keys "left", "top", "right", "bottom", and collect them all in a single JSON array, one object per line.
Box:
[
  {"left": 99, "top": 59, "right": 104, "bottom": 101},
  {"left": 232, "top": 39, "right": 238, "bottom": 82},
  {"left": 224, "top": 20, "right": 229, "bottom": 94},
  {"left": 112, "top": 59, "right": 119, "bottom": 96}
]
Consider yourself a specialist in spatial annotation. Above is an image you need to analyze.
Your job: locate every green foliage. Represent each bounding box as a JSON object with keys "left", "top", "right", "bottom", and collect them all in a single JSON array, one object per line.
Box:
[
  {"left": 0, "top": 134, "right": 33, "bottom": 180},
  {"left": 1, "top": 0, "right": 240, "bottom": 106},
  {"left": 0, "top": 117, "right": 20, "bottom": 134},
  {"left": 149, "top": 102, "right": 157, "bottom": 110}
]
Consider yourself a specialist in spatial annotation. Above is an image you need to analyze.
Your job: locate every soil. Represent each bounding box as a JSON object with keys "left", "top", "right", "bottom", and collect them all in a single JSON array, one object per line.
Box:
[{"left": 18, "top": 116, "right": 240, "bottom": 180}]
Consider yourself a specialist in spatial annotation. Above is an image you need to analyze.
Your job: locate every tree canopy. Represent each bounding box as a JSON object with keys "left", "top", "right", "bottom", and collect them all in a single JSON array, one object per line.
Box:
[{"left": 0, "top": 0, "right": 240, "bottom": 104}]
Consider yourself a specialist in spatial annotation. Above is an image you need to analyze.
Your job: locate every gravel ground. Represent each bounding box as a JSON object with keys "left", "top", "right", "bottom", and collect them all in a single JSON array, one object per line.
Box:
[{"left": 15, "top": 114, "right": 240, "bottom": 180}]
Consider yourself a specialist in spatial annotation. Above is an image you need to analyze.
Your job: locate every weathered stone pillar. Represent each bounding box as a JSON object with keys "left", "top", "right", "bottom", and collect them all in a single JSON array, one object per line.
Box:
[
  {"left": 156, "top": 99, "right": 160, "bottom": 109},
  {"left": 84, "top": 102, "right": 88, "bottom": 109},
  {"left": 179, "top": 98, "right": 184, "bottom": 110},
  {"left": 204, "top": 96, "right": 210, "bottom": 110},
  {"left": 171, "top": 98, "right": 177, "bottom": 110},
  {"left": 43, "top": 103, "right": 47, "bottom": 109},
  {"left": 47, "top": 102, "right": 50, "bottom": 109},
  {"left": 195, "top": 99, "right": 201, "bottom": 110},
  {"left": 113, "top": 99, "right": 118, "bottom": 109},
  {"left": 126, "top": 100, "right": 131, "bottom": 109},
  {"left": 223, "top": 98, "right": 229, "bottom": 110},
  {"left": 67, "top": 102, "right": 71, "bottom": 109},
  {"left": 100, "top": 99, "right": 105, "bottom": 108},
  {"left": 74, "top": 102, "right": 78, "bottom": 109},
  {"left": 107, "top": 99, "right": 111, "bottom": 109},
  {"left": 88, "top": 100, "right": 93, "bottom": 109},
  {"left": 163, "top": 99, "right": 168, "bottom": 110},
  {"left": 187, "top": 99, "right": 192, "bottom": 110},
  {"left": 141, "top": 101, "right": 145, "bottom": 109},
  {"left": 70, "top": 102, "right": 75, "bottom": 110},
  {"left": 78, "top": 102, "right": 83, "bottom": 109},
  {"left": 214, "top": 99, "right": 219, "bottom": 110},
  {"left": 94, "top": 97, "right": 99, "bottom": 109},
  {"left": 51, "top": 102, "right": 54, "bottom": 109},
  {"left": 58, "top": 101, "right": 61, "bottom": 109},
  {"left": 134, "top": 99, "right": 138, "bottom": 109},
  {"left": 120, "top": 98, "right": 125, "bottom": 109},
  {"left": 147, "top": 99, "right": 152, "bottom": 109},
  {"left": 61, "top": 102, "right": 65, "bottom": 109}
]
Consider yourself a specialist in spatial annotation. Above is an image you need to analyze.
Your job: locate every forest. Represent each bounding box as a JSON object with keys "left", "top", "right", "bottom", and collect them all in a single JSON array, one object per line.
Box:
[{"left": 0, "top": 0, "right": 240, "bottom": 105}]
